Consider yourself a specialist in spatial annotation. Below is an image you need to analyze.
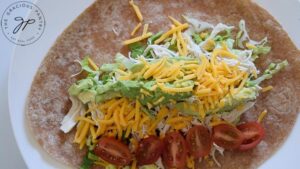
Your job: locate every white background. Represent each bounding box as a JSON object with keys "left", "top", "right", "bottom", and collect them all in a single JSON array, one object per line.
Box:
[
  {"left": 0, "top": 0, "right": 28, "bottom": 168},
  {"left": 1, "top": 0, "right": 299, "bottom": 169}
]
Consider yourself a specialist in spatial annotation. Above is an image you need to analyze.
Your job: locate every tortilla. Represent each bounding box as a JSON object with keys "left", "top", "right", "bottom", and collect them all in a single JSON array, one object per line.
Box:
[{"left": 26, "top": 0, "right": 300, "bottom": 168}]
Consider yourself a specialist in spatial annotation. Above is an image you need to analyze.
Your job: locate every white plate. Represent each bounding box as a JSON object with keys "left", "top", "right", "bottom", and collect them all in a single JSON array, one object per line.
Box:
[{"left": 8, "top": 0, "right": 300, "bottom": 169}]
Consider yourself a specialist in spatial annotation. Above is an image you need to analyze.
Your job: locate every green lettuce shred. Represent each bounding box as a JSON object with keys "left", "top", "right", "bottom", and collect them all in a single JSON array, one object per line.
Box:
[
  {"left": 129, "top": 42, "right": 145, "bottom": 58},
  {"left": 80, "top": 56, "right": 100, "bottom": 76},
  {"left": 246, "top": 60, "right": 288, "bottom": 87},
  {"left": 192, "top": 32, "right": 202, "bottom": 44},
  {"left": 147, "top": 31, "right": 163, "bottom": 45},
  {"left": 80, "top": 153, "right": 93, "bottom": 169},
  {"left": 115, "top": 53, "right": 144, "bottom": 72}
]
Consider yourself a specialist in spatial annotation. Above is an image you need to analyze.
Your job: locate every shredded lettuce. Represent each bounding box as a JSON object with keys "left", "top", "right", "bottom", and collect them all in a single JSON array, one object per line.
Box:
[
  {"left": 215, "top": 38, "right": 235, "bottom": 50},
  {"left": 220, "top": 101, "right": 255, "bottom": 123},
  {"left": 199, "top": 23, "right": 233, "bottom": 52},
  {"left": 182, "top": 31, "right": 203, "bottom": 57},
  {"left": 246, "top": 60, "right": 288, "bottom": 87},
  {"left": 253, "top": 45, "right": 271, "bottom": 56},
  {"left": 168, "top": 41, "right": 178, "bottom": 52},
  {"left": 115, "top": 53, "right": 144, "bottom": 72},
  {"left": 80, "top": 151, "right": 114, "bottom": 169},
  {"left": 87, "top": 152, "right": 100, "bottom": 161},
  {"left": 86, "top": 136, "right": 96, "bottom": 151},
  {"left": 129, "top": 42, "right": 145, "bottom": 58},
  {"left": 80, "top": 57, "right": 100, "bottom": 77},
  {"left": 204, "top": 23, "right": 234, "bottom": 41},
  {"left": 251, "top": 38, "right": 271, "bottom": 60},
  {"left": 216, "top": 87, "right": 258, "bottom": 114},
  {"left": 192, "top": 32, "right": 202, "bottom": 44},
  {"left": 236, "top": 19, "right": 271, "bottom": 59},
  {"left": 100, "top": 63, "right": 119, "bottom": 72},
  {"left": 183, "top": 16, "right": 213, "bottom": 33},
  {"left": 78, "top": 89, "right": 97, "bottom": 104},
  {"left": 144, "top": 44, "right": 179, "bottom": 58},
  {"left": 60, "top": 96, "right": 84, "bottom": 133},
  {"left": 230, "top": 49, "right": 258, "bottom": 73},
  {"left": 147, "top": 31, "right": 163, "bottom": 45},
  {"left": 80, "top": 153, "right": 93, "bottom": 169},
  {"left": 214, "top": 28, "right": 232, "bottom": 42},
  {"left": 236, "top": 20, "right": 250, "bottom": 48},
  {"left": 68, "top": 79, "right": 94, "bottom": 96},
  {"left": 101, "top": 74, "right": 112, "bottom": 84}
]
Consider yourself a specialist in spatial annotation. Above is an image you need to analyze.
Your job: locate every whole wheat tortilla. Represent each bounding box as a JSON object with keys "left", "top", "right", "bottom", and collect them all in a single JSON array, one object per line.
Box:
[{"left": 26, "top": 0, "right": 300, "bottom": 168}]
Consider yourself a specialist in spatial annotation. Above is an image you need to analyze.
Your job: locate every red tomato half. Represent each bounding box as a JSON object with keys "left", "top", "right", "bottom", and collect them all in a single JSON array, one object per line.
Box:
[
  {"left": 186, "top": 125, "right": 212, "bottom": 158},
  {"left": 237, "top": 122, "right": 265, "bottom": 151},
  {"left": 162, "top": 132, "right": 187, "bottom": 169},
  {"left": 212, "top": 124, "right": 244, "bottom": 150},
  {"left": 94, "top": 137, "right": 132, "bottom": 166},
  {"left": 136, "top": 136, "right": 164, "bottom": 165}
]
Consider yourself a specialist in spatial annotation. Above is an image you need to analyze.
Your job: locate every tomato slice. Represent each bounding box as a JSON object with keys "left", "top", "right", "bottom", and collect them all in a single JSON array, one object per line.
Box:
[
  {"left": 162, "top": 132, "right": 187, "bottom": 169},
  {"left": 212, "top": 124, "right": 244, "bottom": 150},
  {"left": 136, "top": 136, "right": 164, "bottom": 165},
  {"left": 94, "top": 137, "right": 132, "bottom": 166},
  {"left": 237, "top": 122, "right": 265, "bottom": 151},
  {"left": 186, "top": 125, "right": 212, "bottom": 158}
]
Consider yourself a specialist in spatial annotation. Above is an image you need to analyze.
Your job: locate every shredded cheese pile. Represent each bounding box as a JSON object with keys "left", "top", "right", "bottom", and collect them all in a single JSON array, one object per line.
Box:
[
  {"left": 74, "top": 56, "right": 196, "bottom": 146},
  {"left": 118, "top": 51, "right": 249, "bottom": 113},
  {"left": 74, "top": 98, "right": 193, "bottom": 148},
  {"left": 74, "top": 47, "right": 250, "bottom": 149}
]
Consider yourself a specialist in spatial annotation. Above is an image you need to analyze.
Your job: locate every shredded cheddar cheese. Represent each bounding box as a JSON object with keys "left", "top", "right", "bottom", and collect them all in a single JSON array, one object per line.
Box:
[
  {"left": 246, "top": 42, "right": 256, "bottom": 49},
  {"left": 129, "top": 0, "right": 143, "bottom": 22},
  {"left": 157, "top": 83, "right": 194, "bottom": 93},
  {"left": 142, "top": 23, "right": 149, "bottom": 36},
  {"left": 257, "top": 109, "right": 268, "bottom": 123},
  {"left": 154, "top": 23, "right": 189, "bottom": 44},
  {"left": 187, "top": 156, "right": 195, "bottom": 169},
  {"left": 123, "top": 32, "right": 153, "bottom": 45},
  {"left": 168, "top": 16, "right": 182, "bottom": 26},
  {"left": 131, "top": 159, "right": 137, "bottom": 169},
  {"left": 76, "top": 116, "right": 96, "bottom": 125},
  {"left": 87, "top": 57, "right": 98, "bottom": 70},
  {"left": 131, "top": 22, "right": 142, "bottom": 36},
  {"left": 262, "top": 85, "right": 273, "bottom": 92}
]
